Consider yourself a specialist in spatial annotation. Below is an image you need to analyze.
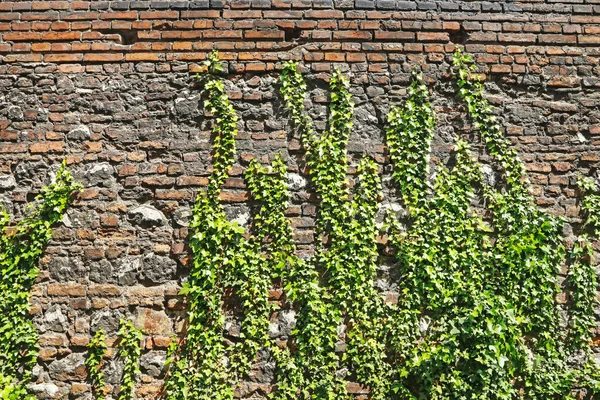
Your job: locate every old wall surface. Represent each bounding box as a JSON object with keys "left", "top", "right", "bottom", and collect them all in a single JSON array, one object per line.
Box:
[{"left": 1, "top": 0, "right": 599, "bottom": 398}]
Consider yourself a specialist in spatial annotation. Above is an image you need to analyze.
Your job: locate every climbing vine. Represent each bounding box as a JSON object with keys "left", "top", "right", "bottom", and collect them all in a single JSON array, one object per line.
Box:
[
  {"left": 117, "top": 319, "right": 143, "bottom": 400},
  {"left": 160, "top": 50, "right": 600, "bottom": 400},
  {"left": 86, "top": 329, "right": 107, "bottom": 400},
  {"left": 0, "top": 161, "right": 80, "bottom": 396}
]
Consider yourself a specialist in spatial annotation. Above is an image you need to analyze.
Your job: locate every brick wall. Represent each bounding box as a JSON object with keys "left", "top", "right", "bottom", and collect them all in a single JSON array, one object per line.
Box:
[{"left": 1, "top": 0, "right": 600, "bottom": 398}]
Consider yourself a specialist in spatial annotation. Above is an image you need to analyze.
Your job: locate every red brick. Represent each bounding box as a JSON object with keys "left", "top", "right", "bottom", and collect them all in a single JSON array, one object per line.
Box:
[
  {"left": 443, "top": 21, "right": 461, "bottom": 31},
  {"left": 374, "top": 31, "right": 414, "bottom": 40},
  {"left": 181, "top": 10, "right": 221, "bottom": 18},
  {"left": 39, "top": 334, "right": 68, "bottom": 347},
  {"left": 305, "top": 10, "right": 344, "bottom": 18},
  {"left": 498, "top": 33, "right": 537, "bottom": 43},
  {"left": 3, "top": 32, "right": 41, "bottom": 41},
  {"left": 0, "top": 143, "right": 27, "bottom": 153},
  {"left": 203, "top": 30, "right": 243, "bottom": 39},
  {"left": 589, "top": 126, "right": 600, "bottom": 135},
  {"left": 538, "top": 34, "right": 577, "bottom": 44},
  {"left": 0, "top": 13, "right": 21, "bottom": 21},
  {"left": 245, "top": 30, "right": 284, "bottom": 39},
  {"left": 88, "top": 284, "right": 123, "bottom": 296},
  {"left": 417, "top": 32, "right": 449, "bottom": 42},
  {"left": 126, "top": 52, "right": 161, "bottom": 61},
  {"left": 48, "top": 283, "right": 86, "bottom": 297},
  {"left": 491, "top": 64, "right": 512, "bottom": 74},
  {"left": 347, "top": 53, "right": 366, "bottom": 62},
  {"left": 4, "top": 54, "right": 42, "bottom": 63},
  {"left": 176, "top": 176, "right": 209, "bottom": 186},
  {"left": 100, "top": 12, "right": 138, "bottom": 20},
  {"left": 141, "top": 177, "right": 175, "bottom": 187},
  {"left": 333, "top": 31, "right": 372, "bottom": 40},
  {"left": 45, "top": 53, "right": 83, "bottom": 63},
  {"left": 58, "top": 64, "right": 85, "bottom": 73},
  {"left": 30, "top": 142, "right": 65, "bottom": 153},
  {"left": 140, "top": 11, "right": 179, "bottom": 19},
  {"left": 578, "top": 35, "right": 600, "bottom": 44},
  {"left": 219, "top": 190, "right": 250, "bottom": 202},
  {"left": 83, "top": 53, "right": 124, "bottom": 62},
  {"left": 63, "top": 12, "right": 98, "bottom": 20},
  {"left": 324, "top": 52, "right": 345, "bottom": 61}
]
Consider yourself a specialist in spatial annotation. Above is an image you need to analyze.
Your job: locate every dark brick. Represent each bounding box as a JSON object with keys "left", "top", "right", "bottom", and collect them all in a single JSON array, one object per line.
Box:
[
  {"left": 111, "top": 2, "right": 131, "bottom": 10},
  {"left": 417, "top": 2, "right": 437, "bottom": 10},
  {"left": 169, "top": 1, "right": 190, "bottom": 8},
  {"left": 90, "top": 2, "right": 110, "bottom": 9},
  {"left": 376, "top": 0, "right": 395, "bottom": 10},
  {"left": 396, "top": 1, "right": 416, "bottom": 10},
  {"left": 130, "top": 1, "right": 151, "bottom": 9},
  {"left": 356, "top": 0, "right": 375, "bottom": 9},
  {"left": 150, "top": 1, "right": 171, "bottom": 8},
  {"left": 189, "top": 0, "right": 210, "bottom": 8},
  {"left": 439, "top": 2, "right": 459, "bottom": 11}
]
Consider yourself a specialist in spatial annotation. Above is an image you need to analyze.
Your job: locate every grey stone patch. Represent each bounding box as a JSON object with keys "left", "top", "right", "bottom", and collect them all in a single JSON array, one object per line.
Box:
[
  {"left": 48, "top": 256, "right": 85, "bottom": 282},
  {"left": 140, "top": 351, "right": 167, "bottom": 377},
  {"left": 224, "top": 316, "right": 241, "bottom": 338},
  {"left": 375, "top": 278, "right": 391, "bottom": 292},
  {"left": 48, "top": 353, "right": 85, "bottom": 381},
  {"left": 28, "top": 382, "right": 61, "bottom": 399},
  {"left": 224, "top": 204, "right": 250, "bottom": 227},
  {"left": 44, "top": 305, "right": 69, "bottom": 333},
  {"left": 91, "top": 309, "right": 123, "bottom": 334},
  {"left": 277, "top": 310, "right": 296, "bottom": 337},
  {"left": 0, "top": 175, "right": 16, "bottom": 189},
  {"left": 0, "top": 195, "right": 11, "bottom": 211},
  {"left": 129, "top": 204, "right": 168, "bottom": 227},
  {"left": 287, "top": 173, "right": 307, "bottom": 190},
  {"left": 56, "top": 76, "right": 75, "bottom": 94},
  {"left": 61, "top": 213, "right": 73, "bottom": 228},
  {"left": 14, "top": 160, "right": 48, "bottom": 184},
  {"left": 66, "top": 210, "right": 97, "bottom": 228},
  {"left": 116, "top": 255, "right": 142, "bottom": 286},
  {"left": 89, "top": 259, "right": 115, "bottom": 284},
  {"left": 268, "top": 321, "right": 280, "bottom": 338},
  {"left": 67, "top": 124, "right": 91, "bottom": 140},
  {"left": 141, "top": 252, "right": 177, "bottom": 284},
  {"left": 173, "top": 208, "right": 191, "bottom": 227},
  {"left": 481, "top": 164, "right": 497, "bottom": 187},
  {"left": 103, "top": 357, "right": 125, "bottom": 385},
  {"left": 231, "top": 211, "right": 250, "bottom": 227},
  {"left": 377, "top": 202, "right": 407, "bottom": 224},
  {"left": 7, "top": 105, "right": 23, "bottom": 120},
  {"left": 172, "top": 93, "right": 201, "bottom": 120},
  {"left": 573, "top": 131, "right": 588, "bottom": 143},
  {"left": 335, "top": 366, "right": 349, "bottom": 379},
  {"left": 78, "top": 162, "right": 115, "bottom": 187},
  {"left": 251, "top": 349, "right": 276, "bottom": 383},
  {"left": 44, "top": 163, "right": 63, "bottom": 187}
]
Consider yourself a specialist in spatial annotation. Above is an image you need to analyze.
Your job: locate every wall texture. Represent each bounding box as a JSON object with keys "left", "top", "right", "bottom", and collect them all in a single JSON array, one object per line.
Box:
[{"left": 1, "top": 0, "right": 600, "bottom": 398}]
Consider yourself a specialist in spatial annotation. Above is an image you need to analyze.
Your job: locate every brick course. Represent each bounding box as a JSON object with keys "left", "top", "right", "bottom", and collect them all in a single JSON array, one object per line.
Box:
[{"left": 1, "top": 0, "right": 600, "bottom": 398}]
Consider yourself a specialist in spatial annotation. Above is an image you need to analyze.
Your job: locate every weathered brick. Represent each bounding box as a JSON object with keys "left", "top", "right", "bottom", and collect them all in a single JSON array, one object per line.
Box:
[
  {"left": 538, "top": 34, "right": 577, "bottom": 44},
  {"left": 47, "top": 283, "right": 86, "bottom": 297},
  {"left": 30, "top": 142, "right": 64, "bottom": 153},
  {"left": 45, "top": 53, "right": 83, "bottom": 63}
]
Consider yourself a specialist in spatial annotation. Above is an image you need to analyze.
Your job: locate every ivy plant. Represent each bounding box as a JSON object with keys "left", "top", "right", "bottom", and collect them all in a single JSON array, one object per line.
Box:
[
  {"left": 161, "top": 50, "right": 600, "bottom": 400},
  {"left": 0, "top": 161, "right": 80, "bottom": 395},
  {"left": 86, "top": 328, "right": 107, "bottom": 400},
  {"left": 117, "top": 319, "right": 143, "bottom": 400}
]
